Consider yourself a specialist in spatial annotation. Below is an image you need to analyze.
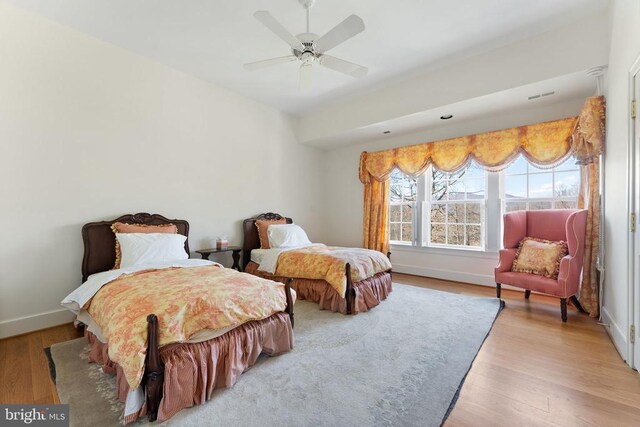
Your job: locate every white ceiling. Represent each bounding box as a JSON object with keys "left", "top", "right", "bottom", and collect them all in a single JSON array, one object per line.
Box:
[
  {"left": 6, "top": 0, "right": 608, "bottom": 114},
  {"left": 306, "top": 70, "right": 597, "bottom": 148}
]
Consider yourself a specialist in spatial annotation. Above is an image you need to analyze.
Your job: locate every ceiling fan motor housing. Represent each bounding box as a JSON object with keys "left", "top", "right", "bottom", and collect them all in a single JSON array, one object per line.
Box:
[{"left": 293, "top": 32, "right": 319, "bottom": 60}]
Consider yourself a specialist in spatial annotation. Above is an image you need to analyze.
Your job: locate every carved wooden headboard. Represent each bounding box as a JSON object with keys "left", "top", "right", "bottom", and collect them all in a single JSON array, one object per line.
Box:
[
  {"left": 242, "top": 212, "right": 292, "bottom": 268},
  {"left": 81, "top": 213, "right": 190, "bottom": 282}
]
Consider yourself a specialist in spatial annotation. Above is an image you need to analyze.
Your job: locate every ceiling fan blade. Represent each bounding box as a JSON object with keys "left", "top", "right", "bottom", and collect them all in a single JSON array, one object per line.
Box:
[
  {"left": 319, "top": 55, "right": 368, "bottom": 78},
  {"left": 253, "top": 11, "right": 305, "bottom": 51},
  {"left": 243, "top": 55, "right": 298, "bottom": 71},
  {"left": 315, "top": 14, "right": 365, "bottom": 53},
  {"left": 299, "top": 63, "right": 313, "bottom": 90}
]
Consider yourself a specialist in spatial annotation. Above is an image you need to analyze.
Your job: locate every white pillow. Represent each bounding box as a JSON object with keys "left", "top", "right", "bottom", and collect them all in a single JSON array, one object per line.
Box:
[
  {"left": 267, "top": 224, "right": 312, "bottom": 248},
  {"left": 116, "top": 233, "right": 188, "bottom": 269}
]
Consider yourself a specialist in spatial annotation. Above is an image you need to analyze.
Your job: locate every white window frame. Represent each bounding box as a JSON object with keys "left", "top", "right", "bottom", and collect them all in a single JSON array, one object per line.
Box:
[
  {"left": 423, "top": 169, "right": 487, "bottom": 250},
  {"left": 500, "top": 160, "right": 580, "bottom": 213},
  {"left": 388, "top": 171, "right": 418, "bottom": 245},
  {"left": 388, "top": 157, "right": 580, "bottom": 253}
]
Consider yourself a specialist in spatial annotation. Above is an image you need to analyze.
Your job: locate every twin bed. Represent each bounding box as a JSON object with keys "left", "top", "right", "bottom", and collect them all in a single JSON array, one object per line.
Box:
[
  {"left": 65, "top": 212, "right": 392, "bottom": 423},
  {"left": 242, "top": 212, "right": 393, "bottom": 315}
]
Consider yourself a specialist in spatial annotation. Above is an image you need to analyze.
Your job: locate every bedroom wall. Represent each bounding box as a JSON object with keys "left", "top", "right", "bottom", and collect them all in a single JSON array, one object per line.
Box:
[
  {"left": 0, "top": 2, "right": 326, "bottom": 338},
  {"left": 322, "top": 97, "right": 589, "bottom": 285},
  {"left": 601, "top": 0, "right": 640, "bottom": 360}
]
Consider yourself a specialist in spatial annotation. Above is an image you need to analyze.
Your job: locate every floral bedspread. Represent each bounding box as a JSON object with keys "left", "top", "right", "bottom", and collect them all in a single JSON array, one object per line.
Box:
[
  {"left": 274, "top": 245, "right": 392, "bottom": 298},
  {"left": 87, "top": 265, "right": 290, "bottom": 388}
]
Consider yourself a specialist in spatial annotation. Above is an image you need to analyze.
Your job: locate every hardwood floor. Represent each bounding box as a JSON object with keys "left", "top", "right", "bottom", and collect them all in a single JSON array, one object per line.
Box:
[
  {"left": 391, "top": 273, "right": 640, "bottom": 427},
  {"left": 1, "top": 273, "right": 639, "bottom": 426},
  {"left": 0, "top": 323, "right": 81, "bottom": 405}
]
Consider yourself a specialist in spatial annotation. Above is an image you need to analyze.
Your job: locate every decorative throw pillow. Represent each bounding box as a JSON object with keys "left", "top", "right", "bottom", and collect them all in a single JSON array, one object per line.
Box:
[
  {"left": 111, "top": 222, "right": 178, "bottom": 269},
  {"left": 255, "top": 218, "right": 287, "bottom": 249},
  {"left": 511, "top": 237, "right": 568, "bottom": 279}
]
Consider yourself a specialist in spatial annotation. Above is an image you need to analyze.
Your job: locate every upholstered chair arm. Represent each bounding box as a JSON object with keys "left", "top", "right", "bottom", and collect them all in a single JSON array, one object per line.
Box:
[
  {"left": 565, "top": 210, "right": 588, "bottom": 257},
  {"left": 558, "top": 210, "right": 587, "bottom": 297},
  {"left": 557, "top": 254, "right": 581, "bottom": 296},
  {"left": 495, "top": 249, "right": 517, "bottom": 273}
]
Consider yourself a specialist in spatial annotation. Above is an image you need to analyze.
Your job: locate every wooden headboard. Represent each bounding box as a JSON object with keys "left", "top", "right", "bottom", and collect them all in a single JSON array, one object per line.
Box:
[
  {"left": 81, "top": 213, "right": 190, "bottom": 282},
  {"left": 242, "top": 212, "right": 292, "bottom": 268}
]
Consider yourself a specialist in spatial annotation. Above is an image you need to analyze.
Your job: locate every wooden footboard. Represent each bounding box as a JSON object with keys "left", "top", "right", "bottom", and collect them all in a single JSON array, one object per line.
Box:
[
  {"left": 345, "top": 263, "right": 355, "bottom": 315},
  {"left": 143, "top": 280, "right": 296, "bottom": 421},
  {"left": 345, "top": 251, "right": 392, "bottom": 315},
  {"left": 144, "top": 314, "right": 163, "bottom": 422}
]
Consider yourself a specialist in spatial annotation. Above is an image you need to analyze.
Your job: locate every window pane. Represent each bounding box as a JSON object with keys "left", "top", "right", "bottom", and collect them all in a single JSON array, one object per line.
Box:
[
  {"left": 465, "top": 178, "right": 485, "bottom": 199},
  {"left": 505, "top": 175, "right": 527, "bottom": 198},
  {"left": 390, "top": 223, "right": 401, "bottom": 241},
  {"left": 529, "top": 173, "right": 553, "bottom": 198},
  {"left": 401, "top": 204, "right": 413, "bottom": 222},
  {"left": 505, "top": 156, "right": 527, "bottom": 175},
  {"left": 389, "top": 204, "right": 401, "bottom": 222},
  {"left": 431, "top": 204, "right": 446, "bottom": 223},
  {"left": 505, "top": 202, "right": 527, "bottom": 212},
  {"left": 554, "top": 171, "right": 580, "bottom": 198},
  {"left": 466, "top": 203, "right": 481, "bottom": 223},
  {"left": 447, "top": 224, "right": 464, "bottom": 245},
  {"left": 431, "top": 224, "right": 446, "bottom": 244},
  {"left": 555, "top": 200, "right": 578, "bottom": 209},
  {"left": 401, "top": 223, "right": 413, "bottom": 242},
  {"left": 447, "top": 203, "right": 465, "bottom": 223},
  {"left": 389, "top": 170, "right": 417, "bottom": 202},
  {"left": 389, "top": 184, "right": 402, "bottom": 202},
  {"left": 529, "top": 201, "right": 552, "bottom": 210},
  {"left": 465, "top": 162, "right": 485, "bottom": 178},
  {"left": 466, "top": 225, "right": 481, "bottom": 247},
  {"left": 447, "top": 168, "right": 467, "bottom": 182},
  {"left": 431, "top": 177, "right": 447, "bottom": 201},
  {"left": 402, "top": 180, "right": 417, "bottom": 202},
  {"left": 554, "top": 159, "right": 580, "bottom": 172},
  {"left": 447, "top": 180, "right": 465, "bottom": 200}
]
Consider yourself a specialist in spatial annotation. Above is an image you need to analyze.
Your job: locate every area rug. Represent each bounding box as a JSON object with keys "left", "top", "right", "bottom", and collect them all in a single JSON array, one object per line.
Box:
[{"left": 49, "top": 284, "right": 502, "bottom": 426}]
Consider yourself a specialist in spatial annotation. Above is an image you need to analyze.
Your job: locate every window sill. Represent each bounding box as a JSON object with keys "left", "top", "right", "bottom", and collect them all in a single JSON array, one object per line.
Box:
[{"left": 390, "top": 243, "right": 498, "bottom": 259}]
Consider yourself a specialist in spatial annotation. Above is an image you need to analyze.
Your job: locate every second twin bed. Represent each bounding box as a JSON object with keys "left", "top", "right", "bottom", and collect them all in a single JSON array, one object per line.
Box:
[{"left": 242, "top": 212, "right": 393, "bottom": 315}]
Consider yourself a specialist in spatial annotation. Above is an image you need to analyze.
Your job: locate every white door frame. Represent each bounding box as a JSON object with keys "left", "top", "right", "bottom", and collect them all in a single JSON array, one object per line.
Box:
[{"left": 629, "top": 55, "right": 640, "bottom": 369}]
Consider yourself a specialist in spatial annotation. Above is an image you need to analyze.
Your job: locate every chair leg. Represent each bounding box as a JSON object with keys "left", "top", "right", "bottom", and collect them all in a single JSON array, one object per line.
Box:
[
  {"left": 560, "top": 298, "right": 567, "bottom": 322},
  {"left": 524, "top": 290, "right": 531, "bottom": 299},
  {"left": 496, "top": 283, "right": 501, "bottom": 299},
  {"left": 569, "top": 295, "right": 587, "bottom": 314}
]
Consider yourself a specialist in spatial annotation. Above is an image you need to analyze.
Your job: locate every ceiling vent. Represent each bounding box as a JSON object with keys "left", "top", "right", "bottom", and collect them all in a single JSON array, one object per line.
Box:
[{"left": 528, "top": 91, "right": 556, "bottom": 101}]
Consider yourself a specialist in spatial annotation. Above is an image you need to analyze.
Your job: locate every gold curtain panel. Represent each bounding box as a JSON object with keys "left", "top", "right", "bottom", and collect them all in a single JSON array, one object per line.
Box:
[{"left": 359, "top": 95, "right": 605, "bottom": 183}]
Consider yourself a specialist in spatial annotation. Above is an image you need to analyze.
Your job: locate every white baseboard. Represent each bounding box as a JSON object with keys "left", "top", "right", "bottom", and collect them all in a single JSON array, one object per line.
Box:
[
  {"left": 0, "top": 309, "right": 75, "bottom": 339},
  {"left": 601, "top": 305, "right": 628, "bottom": 362},
  {"left": 392, "top": 263, "right": 496, "bottom": 287}
]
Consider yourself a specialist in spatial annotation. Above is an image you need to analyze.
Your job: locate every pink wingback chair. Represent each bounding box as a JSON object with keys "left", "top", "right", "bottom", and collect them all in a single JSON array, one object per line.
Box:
[{"left": 495, "top": 209, "right": 588, "bottom": 322}]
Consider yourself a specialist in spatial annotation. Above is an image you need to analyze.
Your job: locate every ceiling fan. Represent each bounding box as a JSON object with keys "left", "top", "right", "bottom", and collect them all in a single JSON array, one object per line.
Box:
[{"left": 243, "top": 0, "right": 367, "bottom": 89}]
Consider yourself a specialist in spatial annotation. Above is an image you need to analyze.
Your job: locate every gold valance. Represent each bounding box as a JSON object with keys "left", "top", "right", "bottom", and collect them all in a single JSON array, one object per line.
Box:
[{"left": 359, "top": 95, "right": 605, "bottom": 183}]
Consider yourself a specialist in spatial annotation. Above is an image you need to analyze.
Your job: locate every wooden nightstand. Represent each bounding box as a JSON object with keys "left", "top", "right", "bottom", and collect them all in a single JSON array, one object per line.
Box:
[{"left": 196, "top": 246, "right": 242, "bottom": 271}]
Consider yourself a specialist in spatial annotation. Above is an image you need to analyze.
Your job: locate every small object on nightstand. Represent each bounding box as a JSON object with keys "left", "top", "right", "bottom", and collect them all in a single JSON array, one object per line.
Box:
[
  {"left": 196, "top": 246, "right": 242, "bottom": 271},
  {"left": 216, "top": 236, "right": 228, "bottom": 250}
]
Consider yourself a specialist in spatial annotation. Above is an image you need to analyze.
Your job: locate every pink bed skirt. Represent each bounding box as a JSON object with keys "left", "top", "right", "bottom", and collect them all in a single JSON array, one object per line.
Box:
[
  {"left": 245, "top": 262, "right": 392, "bottom": 314},
  {"left": 86, "top": 312, "right": 293, "bottom": 424}
]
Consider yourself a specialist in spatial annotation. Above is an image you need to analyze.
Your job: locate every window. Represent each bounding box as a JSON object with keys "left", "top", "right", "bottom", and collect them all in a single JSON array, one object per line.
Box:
[
  {"left": 427, "top": 164, "right": 486, "bottom": 248},
  {"left": 388, "top": 155, "right": 581, "bottom": 252},
  {"left": 389, "top": 170, "right": 417, "bottom": 244},
  {"left": 503, "top": 156, "right": 580, "bottom": 212}
]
